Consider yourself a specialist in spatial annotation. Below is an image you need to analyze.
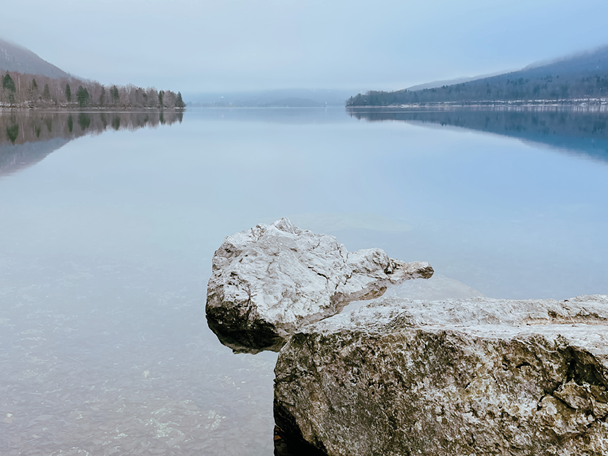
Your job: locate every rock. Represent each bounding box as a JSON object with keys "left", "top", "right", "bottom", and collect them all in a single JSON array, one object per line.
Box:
[
  {"left": 274, "top": 294, "right": 608, "bottom": 456},
  {"left": 384, "top": 274, "right": 486, "bottom": 300},
  {"left": 341, "top": 274, "right": 486, "bottom": 315},
  {"left": 205, "top": 218, "right": 433, "bottom": 353}
]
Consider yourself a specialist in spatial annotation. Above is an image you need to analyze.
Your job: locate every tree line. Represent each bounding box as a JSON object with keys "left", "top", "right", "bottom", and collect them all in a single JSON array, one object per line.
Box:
[
  {"left": 346, "top": 71, "right": 608, "bottom": 106},
  {"left": 0, "top": 71, "right": 186, "bottom": 109}
]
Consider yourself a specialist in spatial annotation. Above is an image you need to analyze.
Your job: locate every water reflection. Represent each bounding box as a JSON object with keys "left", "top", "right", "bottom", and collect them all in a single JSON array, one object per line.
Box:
[
  {"left": 0, "top": 111, "right": 183, "bottom": 176},
  {"left": 0, "top": 107, "right": 607, "bottom": 456},
  {"left": 347, "top": 107, "right": 608, "bottom": 163}
]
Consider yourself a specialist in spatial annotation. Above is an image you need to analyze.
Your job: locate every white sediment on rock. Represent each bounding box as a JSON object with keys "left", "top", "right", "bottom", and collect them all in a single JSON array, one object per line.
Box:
[
  {"left": 274, "top": 294, "right": 608, "bottom": 455},
  {"left": 205, "top": 218, "right": 433, "bottom": 351}
]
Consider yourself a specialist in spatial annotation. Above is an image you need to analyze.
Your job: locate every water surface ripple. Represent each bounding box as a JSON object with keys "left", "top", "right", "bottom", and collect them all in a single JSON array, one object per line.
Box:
[{"left": 1, "top": 107, "right": 607, "bottom": 455}]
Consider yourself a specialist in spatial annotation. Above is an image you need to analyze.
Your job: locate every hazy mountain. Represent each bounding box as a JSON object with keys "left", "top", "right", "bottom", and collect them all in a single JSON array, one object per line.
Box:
[
  {"left": 406, "top": 77, "right": 480, "bottom": 91},
  {"left": 186, "top": 89, "right": 357, "bottom": 107},
  {"left": 261, "top": 97, "right": 324, "bottom": 107},
  {"left": 406, "top": 71, "right": 507, "bottom": 91},
  {"left": 348, "top": 44, "right": 608, "bottom": 106},
  {"left": 0, "top": 38, "right": 69, "bottom": 79},
  {"left": 520, "top": 46, "right": 608, "bottom": 77}
]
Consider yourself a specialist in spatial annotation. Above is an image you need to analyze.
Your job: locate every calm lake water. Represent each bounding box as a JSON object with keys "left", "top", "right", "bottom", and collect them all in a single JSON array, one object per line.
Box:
[{"left": 1, "top": 107, "right": 607, "bottom": 455}]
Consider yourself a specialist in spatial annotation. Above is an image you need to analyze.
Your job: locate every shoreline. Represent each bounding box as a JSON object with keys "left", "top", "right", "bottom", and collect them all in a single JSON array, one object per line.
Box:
[
  {"left": 346, "top": 97, "right": 608, "bottom": 110},
  {"left": 0, "top": 99, "right": 186, "bottom": 112},
  {"left": 0, "top": 106, "right": 186, "bottom": 112}
]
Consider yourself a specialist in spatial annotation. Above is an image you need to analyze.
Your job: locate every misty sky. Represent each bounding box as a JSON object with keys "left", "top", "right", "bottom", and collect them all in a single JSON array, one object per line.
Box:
[{"left": 3, "top": 0, "right": 608, "bottom": 93}]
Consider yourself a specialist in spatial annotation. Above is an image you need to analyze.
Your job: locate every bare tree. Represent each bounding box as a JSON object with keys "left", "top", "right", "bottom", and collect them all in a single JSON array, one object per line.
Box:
[{"left": 0, "top": 71, "right": 185, "bottom": 109}]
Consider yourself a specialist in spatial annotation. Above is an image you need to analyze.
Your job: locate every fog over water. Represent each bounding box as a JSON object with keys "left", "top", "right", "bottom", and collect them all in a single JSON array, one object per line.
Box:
[{"left": 1, "top": 107, "right": 608, "bottom": 455}]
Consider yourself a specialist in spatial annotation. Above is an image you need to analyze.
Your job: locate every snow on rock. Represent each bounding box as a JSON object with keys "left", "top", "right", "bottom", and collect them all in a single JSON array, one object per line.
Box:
[
  {"left": 274, "top": 294, "right": 608, "bottom": 456},
  {"left": 205, "top": 218, "right": 433, "bottom": 352}
]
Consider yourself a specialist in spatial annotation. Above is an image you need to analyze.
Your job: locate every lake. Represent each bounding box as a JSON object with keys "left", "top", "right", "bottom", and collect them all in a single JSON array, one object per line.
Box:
[{"left": 1, "top": 107, "right": 607, "bottom": 455}]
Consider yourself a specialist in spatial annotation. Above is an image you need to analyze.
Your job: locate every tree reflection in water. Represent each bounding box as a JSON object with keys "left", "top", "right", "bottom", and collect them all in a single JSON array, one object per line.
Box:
[
  {"left": 348, "top": 106, "right": 608, "bottom": 164},
  {"left": 0, "top": 111, "right": 183, "bottom": 177}
]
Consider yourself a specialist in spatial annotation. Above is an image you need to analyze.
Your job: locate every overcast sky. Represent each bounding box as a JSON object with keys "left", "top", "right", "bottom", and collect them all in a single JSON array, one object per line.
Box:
[{"left": 3, "top": 0, "right": 608, "bottom": 93}]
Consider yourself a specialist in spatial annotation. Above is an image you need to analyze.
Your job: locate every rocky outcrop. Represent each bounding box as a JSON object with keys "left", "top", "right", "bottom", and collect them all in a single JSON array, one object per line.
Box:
[
  {"left": 274, "top": 294, "right": 608, "bottom": 455},
  {"left": 205, "top": 219, "right": 433, "bottom": 353}
]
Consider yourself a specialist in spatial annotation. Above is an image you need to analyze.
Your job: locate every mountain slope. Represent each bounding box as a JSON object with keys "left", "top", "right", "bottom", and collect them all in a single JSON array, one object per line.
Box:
[
  {"left": 406, "top": 71, "right": 508, "bottom": 91},
  {"left": 520, "top": 46, "right": 608, "bottom": 78},
  {"left": 0, "top": 38, "right": 69, "bottom": 79},
  {"left": 348, "top": 45, "right": 608, "bottom": 106},
  {"left": 186, "top": 89, "right": 356, "bottom": 107}
]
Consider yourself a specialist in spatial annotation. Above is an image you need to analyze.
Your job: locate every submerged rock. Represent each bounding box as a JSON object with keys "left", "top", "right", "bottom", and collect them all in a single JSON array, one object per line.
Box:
[
  {"left": 205, "top": 218, "right": 433, "bottom": 353},
  {"left": 274, "top": 294, "right": 608, "bottom": 456}
]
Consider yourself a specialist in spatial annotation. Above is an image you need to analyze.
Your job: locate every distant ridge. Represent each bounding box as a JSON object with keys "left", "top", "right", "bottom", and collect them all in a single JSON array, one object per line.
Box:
[
  {"left": 0, "top": 38, "right": 69, "bottom": 79},
  {"left": 406, "top": 77, "right": 481, "bottom": 91},
  {"left": 348, "top": 44, "right": 608, "bottom": 106},
  {"left": 518, "top": 45, "right": 608, "bottom": 77},
  {"left": 185, "top": 88, "right": 357, "bottom": 107},
  {"left": 406, "top": 71, "right": 507, "bottom": 91}
]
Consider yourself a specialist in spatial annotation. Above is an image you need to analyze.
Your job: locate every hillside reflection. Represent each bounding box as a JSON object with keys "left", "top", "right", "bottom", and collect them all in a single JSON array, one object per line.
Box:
[
  {"left": 348, "top": 107, "right": 608, "bottom": 163},
  {"left": 0, "top": 111, "right": 183, "bottom": 176}
]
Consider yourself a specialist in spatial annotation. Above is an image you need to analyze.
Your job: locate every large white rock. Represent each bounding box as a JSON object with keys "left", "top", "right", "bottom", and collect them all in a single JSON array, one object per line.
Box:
[
  {"left": 205, "top": 218, "right": 433, "bottom": 352},
  {"left": 274, "top": 294, "right": 608, "bottom": 455}
]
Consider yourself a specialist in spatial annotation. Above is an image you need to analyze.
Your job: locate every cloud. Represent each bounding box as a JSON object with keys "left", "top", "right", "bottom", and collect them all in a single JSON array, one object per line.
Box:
[{"left": 3, "top": 0, "right": 608, "bottom": 91}]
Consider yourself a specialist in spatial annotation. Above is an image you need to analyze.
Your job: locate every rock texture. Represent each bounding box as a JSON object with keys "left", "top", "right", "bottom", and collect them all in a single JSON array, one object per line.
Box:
[
  {"left": 205, "top": 218, "right": 433, "bottom": 352},
  {"left": 274, "top": 294, "right": 608, "bottom": 456}
]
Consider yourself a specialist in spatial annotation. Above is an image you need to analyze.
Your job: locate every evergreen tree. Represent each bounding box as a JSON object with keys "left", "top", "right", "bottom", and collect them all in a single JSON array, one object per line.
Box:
[
  {"left": 42, "top": 84, "right": 51, "bottom": 101},
  {"left": 175, "top": 92, "right": 186, "bottom": 108},
  {"left": 76, "top": 86, "right": 90, "bottom": 107},
  {"left": 158, "top": 90, "right": 164, "bottom": 107},
  {"left": 27, "top": 79, "right": 38, "bottom": 101},
  {"left": 28, "top": 78, "right": 39, "bottom": 101},
  {"left": 65, "top": 84, "right": 72, "bottom": 102},
  {"left": 3, "top": 73, "right": 16, "bottom": 103},
  {"left": 110, "top": 86, "right": 119, "bottom": 104},
  {"left": 99, "top": 86, "right": 106, "bottom": 106},
  {"left": 3, "top": 73, "right": 16, "bottom": 92}
]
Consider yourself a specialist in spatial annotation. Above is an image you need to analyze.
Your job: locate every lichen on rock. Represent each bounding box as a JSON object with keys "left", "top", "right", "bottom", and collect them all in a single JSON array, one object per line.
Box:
[
  {"left": 205, "top": 218, "right": 433, "bottom": 353},
  {"left": 274, "top": 294, "right": 608, "bottom": 455}
]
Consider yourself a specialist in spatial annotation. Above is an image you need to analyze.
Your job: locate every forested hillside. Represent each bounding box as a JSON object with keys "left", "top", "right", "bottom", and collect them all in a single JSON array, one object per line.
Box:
[
  {"left": 0, "top": 71, "right": 186, "bottom": 109},
  {"left": 348, "top": 46, "right": 608, "bottom": 106}
]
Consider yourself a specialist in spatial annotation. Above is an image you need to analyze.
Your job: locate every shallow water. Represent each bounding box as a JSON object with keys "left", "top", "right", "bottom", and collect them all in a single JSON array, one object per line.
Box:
[{"left": 1, "top": 107, "right": 607, "bottom": 455}]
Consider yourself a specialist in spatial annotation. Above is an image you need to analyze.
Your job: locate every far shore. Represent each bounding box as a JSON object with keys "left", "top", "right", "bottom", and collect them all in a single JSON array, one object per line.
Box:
[
  {"left": 0, "top": 105, "right": 186, "bottom": 112},
  {"left": 346, "top": 97, "right": 608, "bottom": 110}
]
